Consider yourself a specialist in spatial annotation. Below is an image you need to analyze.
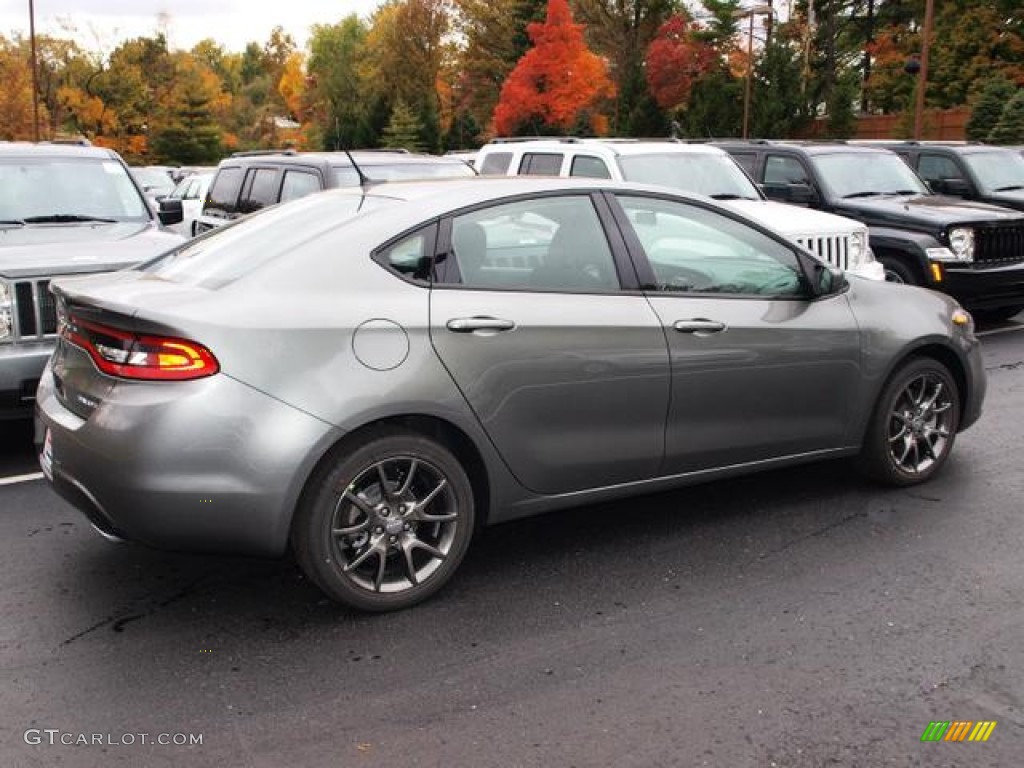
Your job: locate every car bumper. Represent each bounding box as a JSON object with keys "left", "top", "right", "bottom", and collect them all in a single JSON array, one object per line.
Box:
[
  {"left": 960, "top": 335, "right": 986, "bottom": 432},
  {"left": 938, "top": 261, "right": 1024, "bottom": 311},
  {"left": 0, "top": 339, "right": 54, "bottom": 419},
  {"left": 34, "top": 364, "right": 344, "bottom": 557}
]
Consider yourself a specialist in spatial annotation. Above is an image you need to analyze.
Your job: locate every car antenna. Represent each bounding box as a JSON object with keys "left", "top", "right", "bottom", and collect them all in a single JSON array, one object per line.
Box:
[{"left": 341, "top": 145, "right": 371, "bottom": 188}]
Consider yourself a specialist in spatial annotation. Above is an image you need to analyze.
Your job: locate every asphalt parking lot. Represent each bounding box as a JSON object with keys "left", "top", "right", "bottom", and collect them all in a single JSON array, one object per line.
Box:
[{"left": 2, "top": 321, "right": 1023, "bottom": 767}]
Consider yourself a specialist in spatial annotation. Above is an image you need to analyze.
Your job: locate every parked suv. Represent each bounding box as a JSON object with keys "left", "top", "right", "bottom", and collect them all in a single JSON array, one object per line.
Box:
[
  {"left": 475, "top": 138, "right": 882, "bottom": 280},
  {"left": 868, "top": 141, "right": 1024, "bottom": 212},
  {"left": 713, "top": 140, "right": 1024, "bottom": 320},
  {"left": 0, "top": 142, "right": 183, "bottom": 418},
  {"left": 191, "top": 149, "right": 476, "bottom": 234}
]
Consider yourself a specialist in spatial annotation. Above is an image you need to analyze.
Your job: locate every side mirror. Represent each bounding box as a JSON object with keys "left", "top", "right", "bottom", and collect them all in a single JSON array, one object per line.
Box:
[
  {"left": 937, "top": 177, "right": 970, "bottom": 197},
  {"left": 158, "top": 197, "right": 184, "bottom": 226},
  {"left": 810, "top": 260, "right": 847, "bottom": 297},
  {"left": 787, "top": 182, "right": 818, "bottom": 205}
]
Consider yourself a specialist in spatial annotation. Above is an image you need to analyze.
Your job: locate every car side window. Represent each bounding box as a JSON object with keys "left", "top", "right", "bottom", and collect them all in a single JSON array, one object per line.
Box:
[
  {"left": 570, "top": 155, "right": 612, "bottom": 179},
  {"left": 280, "top": 170, "right": 322, "bottom": 203},
  {"left": 206, "top": 167, "right": 243, "bottom": 217},
  {"left": 918, "top": 154, "right": 963, "bottom": 184},
  {"left": 729, "top": 152, "right": 757, "bottom": 175},
  {"left": 373, "top": 225, "right": 436, "bottom": 284},
  {"left": 764, "top": 155, "right": 810, "bottom": 185},
  {"left": 238, "top": 168, "right": 280, "bottom": 214},
  {"left": 440, "top": 195, "right": 620, "bottom": 293},
  {"left": 616, "top": 195, "right": 808, "bottom": 298},
  {"left": 478, "top": 152, "right": 513, "bottom": 175},
  {"left": 519, "top": 153, "right": 563, "bottom": 176}
]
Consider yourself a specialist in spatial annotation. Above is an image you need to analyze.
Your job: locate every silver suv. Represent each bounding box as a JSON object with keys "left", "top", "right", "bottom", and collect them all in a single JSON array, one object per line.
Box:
[
  {"left": 476, "top": 138, "right": 883, "bottom": 281},
  {"left": 0, "top": 142, "right": 183, "bottom": 418}
]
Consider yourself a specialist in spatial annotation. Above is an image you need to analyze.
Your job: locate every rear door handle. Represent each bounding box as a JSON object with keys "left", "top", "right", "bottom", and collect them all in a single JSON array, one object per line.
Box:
[
  {"left": 673, "top": 319, "right": 726, "bottom": 334},
  {"left": 446, "top": 316, "right": 516, "bottom": 333}
]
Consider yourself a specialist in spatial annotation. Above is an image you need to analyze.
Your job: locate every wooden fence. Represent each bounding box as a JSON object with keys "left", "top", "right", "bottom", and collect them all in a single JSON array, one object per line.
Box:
[{"left": 801, "top": 106, "right": 972, "bottom": 140}]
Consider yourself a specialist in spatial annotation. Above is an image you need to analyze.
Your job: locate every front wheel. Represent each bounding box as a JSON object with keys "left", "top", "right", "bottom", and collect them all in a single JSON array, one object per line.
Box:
[
  {"left": 858, "top": 358, "right": 961, "bottom": 486},
  {"left": 292, "top": 430, "right": 475, "bottom": 612},
  {"left": 880, "top": 257, "right": 918, "bottom": 285}
]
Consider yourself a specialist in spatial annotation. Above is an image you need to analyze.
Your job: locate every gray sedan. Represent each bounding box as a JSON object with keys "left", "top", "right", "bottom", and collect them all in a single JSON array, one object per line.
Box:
[{"left": 34, "top": 177, "right": 985, "bottom": 611}]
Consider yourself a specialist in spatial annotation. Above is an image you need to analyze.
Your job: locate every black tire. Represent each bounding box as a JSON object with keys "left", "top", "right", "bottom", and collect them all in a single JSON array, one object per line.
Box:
[
  {"left": 858, "top": 358, "right": 961, "bottom": 486},
  {"left": 292, "top": 429, "right": 475, "bottom": 612},
  {"left": 879, "top": 256, "right": 919, "bottom": 285}
]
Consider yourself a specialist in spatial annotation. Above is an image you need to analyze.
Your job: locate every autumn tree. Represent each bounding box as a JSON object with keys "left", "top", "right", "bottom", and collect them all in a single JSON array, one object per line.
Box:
[
  {"left": 381, "top": 99, "right": 427, "bottom": 150},
  {"left": 149, "top": 53, "right": 225, "bottom": 163},
  {"left": 0, "top": 36, "right": 42, "bottom": 140},
  {"left": 307, "top": 17, "right": 372, "bottom": 150},
  {"left": 644, "top": 14, "right": 714, "bottom": 113},
  {"left": 492, "top": 0, "right": 616, "bottom": 136}
]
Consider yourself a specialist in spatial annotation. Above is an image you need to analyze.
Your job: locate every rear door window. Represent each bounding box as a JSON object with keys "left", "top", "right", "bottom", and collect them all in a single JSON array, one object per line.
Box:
[
  {"left": 478, "top": 152, "right": 513, "bottom": 175},
  {"left": 280, "top": 170, "right": 322, "bottom": 203},
  {"left": 519, "top": 153, "right": 564, "bottom": 176},
  {"left": 570, "top": 155, "right": 612, "bottom": 178},
  {"left": 205, "top": 167, "right": 243, "bottom": 217},
  {"left": 238, "top": 168, "right": 281, "bottom": 213}
]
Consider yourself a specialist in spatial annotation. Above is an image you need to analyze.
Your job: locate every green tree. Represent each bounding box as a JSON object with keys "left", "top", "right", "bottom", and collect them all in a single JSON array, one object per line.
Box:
[
  {"left": 381, "top": 99, "right": 427, "bottom": 150},
  {"left": 967, "top": 76, "right": 1018, "bottom": 141},
  {"left": 989, "top": 90, "right": 1024, "bottom": 144},
  {"left": 307, "top": 17, "right": 371, "bottom": 149}
]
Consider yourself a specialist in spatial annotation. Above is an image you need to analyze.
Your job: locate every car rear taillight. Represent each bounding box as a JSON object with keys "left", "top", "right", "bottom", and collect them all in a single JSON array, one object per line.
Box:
[{"left": 62, "top": 314, "right": 219, "bottom": 381}]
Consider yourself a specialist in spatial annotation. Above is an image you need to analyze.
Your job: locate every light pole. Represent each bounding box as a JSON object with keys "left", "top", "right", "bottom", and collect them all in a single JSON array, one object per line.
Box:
[
  {"left": 28, "top": 0, "right": 41, "bottom": 141},
  {"left": 734, "top": 4, "right": 773, "bottom": 140},
  {"left": 912, "top": 0, "right": 935, "bottom": 140}
]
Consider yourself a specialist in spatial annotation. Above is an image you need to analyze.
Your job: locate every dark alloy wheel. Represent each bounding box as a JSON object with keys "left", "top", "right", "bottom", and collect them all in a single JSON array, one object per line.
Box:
[
  {"left": 292, "top": 430, "right": 475, "bottom": 612},
  {"left": 858, "top": 358, "right": 961, "bottom": 486},
  {"left": 880, "top": 257, "right": 917, "bottom": 285}
]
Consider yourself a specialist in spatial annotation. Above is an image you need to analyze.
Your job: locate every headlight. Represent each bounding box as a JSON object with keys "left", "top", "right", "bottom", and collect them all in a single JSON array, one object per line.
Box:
[
  {"left": 948, "top": 227, "right": 975, "bottom": 262},
  {"left": 848, "top": 230, "right": 869, "bottom": 263},
  {"left": 0, "top": 281, "right": 13, "bottom": 341}
]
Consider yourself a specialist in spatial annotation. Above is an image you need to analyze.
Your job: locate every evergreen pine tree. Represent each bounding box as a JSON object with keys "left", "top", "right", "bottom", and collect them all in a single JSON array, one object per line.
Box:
[
  {"left": 381, "top": 100, "right": 426, "bottom": 152},
  {"left": 967, "top": 77, "right": 1017, "bottom": 141},
  {"left": 988, "top": 90, "right": 1024, "bottom": 144}
]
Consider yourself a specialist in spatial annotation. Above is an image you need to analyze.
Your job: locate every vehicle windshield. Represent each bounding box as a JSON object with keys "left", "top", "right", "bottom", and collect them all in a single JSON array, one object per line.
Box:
[
  {"left": 811, "top": 152, "right": 930, "bottom": 198},
  {"left": 331, "top": 161, "right": 476, "bottom": 187},
  {"left": 0, "top": 157, "right": 151, "bottom": 223},
  {"left": 961, "top": 150, "right": 1024, "bottom": 193},
  {"left": 139, "top": 191, "right": 392, "bottom": 289},
  {"left": 617, "top": 153, "right": 762, "bottom": 200},
  {"left": 132, "top": 167, "right": 175, "bottom": 195}
]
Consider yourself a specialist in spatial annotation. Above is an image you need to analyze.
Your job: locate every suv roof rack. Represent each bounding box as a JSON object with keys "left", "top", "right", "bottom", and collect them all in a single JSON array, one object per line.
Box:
[
  {"left": 230, "top": 149, "right": 299, "bottom": 158},
  {"left": 39, "top": 137, "right": 92, "bottom": 146}
]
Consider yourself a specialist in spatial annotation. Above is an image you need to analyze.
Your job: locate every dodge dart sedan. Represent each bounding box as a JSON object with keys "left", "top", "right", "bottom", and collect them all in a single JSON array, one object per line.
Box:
[{"left": 35, "top": 177, "right": 985, "bottom": 612}]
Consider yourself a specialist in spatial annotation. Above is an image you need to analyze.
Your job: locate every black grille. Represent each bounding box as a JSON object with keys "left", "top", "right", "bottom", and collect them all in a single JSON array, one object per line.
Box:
[
  {"left": 974, "top": 225, "right": 1024, "bottom": 264},
  {"left": 12, "top": 279, "right": 56, "bottom": 339}
]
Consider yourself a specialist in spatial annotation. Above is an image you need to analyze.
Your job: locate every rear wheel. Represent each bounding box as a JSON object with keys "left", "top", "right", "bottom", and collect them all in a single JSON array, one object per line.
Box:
[
  {"left": 292, "top": 430, "right": 475, "bottom": 612},
  {"left": 858, "top": 358, "right": 960, "bottom": 486}
]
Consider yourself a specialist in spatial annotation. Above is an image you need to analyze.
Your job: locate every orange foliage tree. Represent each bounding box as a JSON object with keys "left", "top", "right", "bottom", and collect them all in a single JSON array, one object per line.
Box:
[
  {"left": 644, "top": 13, "right": 715, "bottom": 111},
  {"left": 491, "top": 0, "right": 615, "bottom": 136}
]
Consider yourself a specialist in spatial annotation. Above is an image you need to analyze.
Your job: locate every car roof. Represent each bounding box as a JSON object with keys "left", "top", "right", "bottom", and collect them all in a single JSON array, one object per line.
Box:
[
  {"left": 0, "top": 141, "right": 121, "bottom": 160},
  {"left": 218, "top": 150, "right": 468, "bottom": 168},
  {"left": 711, "top": 140, "right": 897, "bottom": 157},
  {"left": 483, "top": 138, "right": 726, "bottom": 157}
]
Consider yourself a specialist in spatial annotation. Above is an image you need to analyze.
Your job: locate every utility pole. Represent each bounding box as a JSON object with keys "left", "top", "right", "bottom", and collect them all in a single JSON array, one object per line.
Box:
[
  {"left": 913, "top": 0, "right": 935, "bottom": 140},
  {"left": 29, "top": 0, "right": 41, "bottom": 141}
]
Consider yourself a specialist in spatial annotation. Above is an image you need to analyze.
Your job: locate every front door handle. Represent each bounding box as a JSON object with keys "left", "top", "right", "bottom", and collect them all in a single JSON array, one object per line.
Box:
[
  {"left": 673, "top": 319, "right": 726, "bottom": 335},
  {"left": 446, "top": 316, "right": 516, "bottom": 333}
]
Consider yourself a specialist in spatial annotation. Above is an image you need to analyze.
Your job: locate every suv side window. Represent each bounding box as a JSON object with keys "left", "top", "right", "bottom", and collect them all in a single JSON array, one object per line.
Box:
[
  {"left": 729, "top": 152, "right": 757, "bottom": 175},
  {"left": 280, "top": 170, "right": 322, "bottom": 203},
  {"left": 519, "top": 153, "right": 564, "bottom": 176},
  {"left": 570, "top": 155, "right": 612, "bottom": 178},
  {"left": 764, "top": 155, "right": 810, "bottom": 185},
  {"left": 478, "top": 152, "right": 513, "bottom": 175},
  {"left": 918, "top": 154, "right": 963, "bottom": 185},
  {"left": 205, "top": 166, "right": 243, "bottom": 217},
  {"left": 440, "top": 195, "right": 620, "bottom": 292},
  {"left": 617, "top": 194, "right": 807, "bottom": 298},
  {"left": 239, "top": 168, "right": 280, "bottom": 214}
]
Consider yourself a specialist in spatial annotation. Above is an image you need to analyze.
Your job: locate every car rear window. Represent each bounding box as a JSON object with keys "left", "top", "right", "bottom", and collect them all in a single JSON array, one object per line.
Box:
[{"left": 139, "top": 192, "right": 392, "bottom": 289}]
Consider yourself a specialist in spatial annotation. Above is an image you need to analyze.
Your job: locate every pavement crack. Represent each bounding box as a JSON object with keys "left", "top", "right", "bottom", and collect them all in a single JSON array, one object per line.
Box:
[
  {"left": 60, "top": 570, "right": 217, "bottom": 647},
  {"left": 755, "top": 510, "right": 869, "bottom": 562},
  {"left": 984, "top": 360, "right": 1024, "bottom": 372}
]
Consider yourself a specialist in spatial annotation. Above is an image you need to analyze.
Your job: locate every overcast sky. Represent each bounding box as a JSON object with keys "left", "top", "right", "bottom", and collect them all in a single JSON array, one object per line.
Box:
[{"left": 0, "top": 0, "right": 383, "bottom": 54}]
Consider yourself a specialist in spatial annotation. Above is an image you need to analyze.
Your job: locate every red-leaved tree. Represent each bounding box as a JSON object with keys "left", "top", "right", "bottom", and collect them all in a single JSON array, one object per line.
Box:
[
  {"left": 644, "top": 14, "right": 715, "bottom": 111},
  {"left": 491, "top": 0, "right": 616, "bottom": 135}
]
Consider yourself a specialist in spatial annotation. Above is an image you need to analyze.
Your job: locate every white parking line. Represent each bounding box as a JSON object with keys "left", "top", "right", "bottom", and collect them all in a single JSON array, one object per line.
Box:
[
  {"left": 0, "top": 471, "right": 45, "bottom": 487},
  {"left": 978, "top": 323, "right": 1024, "bottom": 337}
]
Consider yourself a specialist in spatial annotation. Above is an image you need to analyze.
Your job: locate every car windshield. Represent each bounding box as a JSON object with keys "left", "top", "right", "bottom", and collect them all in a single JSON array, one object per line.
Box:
[
  {"left": 331, "top": 161, "right": 476, "bottom": 187},
  {"left": 139, "top": 191, "right": 392, "bottom": 289},
  {"left": 617, "top": 153, "right": 762, "bottom": 200},
  {"left": 0, "top": 157, "right": 151, "bottom": 223},
  {"left": 812, "top": 152, "right": 930, "bottom": 198},
  {"left": 961, "top": 150, "right": 1024, "bottom": 193},
  {"left": 132, "top": 167, "right": 175, "bottom": 193}
]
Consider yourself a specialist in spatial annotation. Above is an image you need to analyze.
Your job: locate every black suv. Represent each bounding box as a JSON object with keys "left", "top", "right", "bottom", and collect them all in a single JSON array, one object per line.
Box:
[
  {"left": 870, "top": 141, "right": 1024, "bottom": 212},
  {"left": 1, "top": 142, "right": 183, "bottom": 418},
  {"left": 192, "top": 150, "right": 476, "bottom": 234},
  {"left": 714, "top": 140, "right": 1024, "bottom": 320}
]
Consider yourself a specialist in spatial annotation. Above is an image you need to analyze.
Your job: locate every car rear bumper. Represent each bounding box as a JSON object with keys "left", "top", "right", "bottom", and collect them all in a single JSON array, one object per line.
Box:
[
  {"left": 34, "top": 364, "right": 344, "bottom": 557},
  {"left": 940, "top": 262, "right": 1024, "bottom": 311},
  {"left": 0, "top": 339, "right": 54, "bottom": 419}
]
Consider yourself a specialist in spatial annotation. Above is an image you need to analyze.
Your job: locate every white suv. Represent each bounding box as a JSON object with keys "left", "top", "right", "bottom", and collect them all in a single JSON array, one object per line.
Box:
[{"left": 476, "top": 139, "right": 884, "bottom": 280}]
